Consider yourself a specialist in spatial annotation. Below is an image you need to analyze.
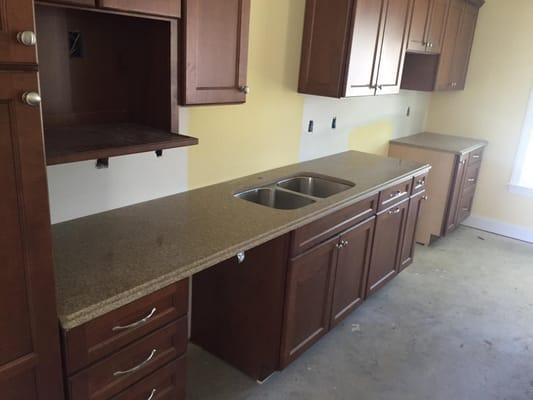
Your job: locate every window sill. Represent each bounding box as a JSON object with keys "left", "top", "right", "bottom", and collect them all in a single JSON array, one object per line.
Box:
[{"left": 508, "top": 183, "right": 533, "bottom": 197}]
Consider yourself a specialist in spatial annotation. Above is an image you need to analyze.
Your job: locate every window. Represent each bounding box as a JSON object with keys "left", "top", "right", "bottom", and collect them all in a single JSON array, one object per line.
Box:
[{"left": 510, "top": 87, "right": 533, "bottom": 194}]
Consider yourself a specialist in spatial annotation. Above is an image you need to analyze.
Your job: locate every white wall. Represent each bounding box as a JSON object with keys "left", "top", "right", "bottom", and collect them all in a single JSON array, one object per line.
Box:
[{"left": 299, "top": 91, "right": 431, "bottom": 161}]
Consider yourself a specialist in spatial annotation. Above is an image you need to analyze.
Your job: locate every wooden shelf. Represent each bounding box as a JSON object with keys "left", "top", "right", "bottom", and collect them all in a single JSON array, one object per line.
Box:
[{"left": 44, "top": 123, "right": 199, "bottom": 165}]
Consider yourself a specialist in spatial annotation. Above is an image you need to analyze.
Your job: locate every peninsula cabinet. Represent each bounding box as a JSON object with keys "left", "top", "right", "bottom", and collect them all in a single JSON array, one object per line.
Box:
[
  {"left": 389, "top": 132, "right": 487, "bottom": 245},
  {"left": 0, "top": 71, "right": 64, "bottom": 399},
  {"left": 402, "top": 0, "right": 484, "bottom": 91},
  {"left": 407, "top": 0, "right": 449, "bottom": 54},
  {"left": 298, "top": 0, "right": 412, "bottom": 98},
  {"left": 180, "top": 0, "right": 251, "bottom": 105}
]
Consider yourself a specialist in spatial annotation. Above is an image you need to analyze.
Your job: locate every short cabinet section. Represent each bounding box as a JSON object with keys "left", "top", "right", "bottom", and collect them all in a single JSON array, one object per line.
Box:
[
  {"left": 299, "top": 0, "right": 412, "bottom": 98},
  {"left": 407, "top": 0, "right": 449, "bottom": 54}
]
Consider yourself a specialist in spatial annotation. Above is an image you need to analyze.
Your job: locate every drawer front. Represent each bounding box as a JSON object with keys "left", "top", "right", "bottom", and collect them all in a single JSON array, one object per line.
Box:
[
  {"left": 290, "top": 194, "right": 378, "bottom": 256},
  {"left": 468, "top": 147, "right": 484, "bottom": 165},
  {"left": 378, "top": 179, "right": 412, "bottom": 211},
  {"left": 64, "top": 280, "right": 188, "bottom": 374},
  {"left": 464, "top": 162, "right": 480, "bottom": 189},
  {"left": 112, "top": 358, "right": 186, "bottom": 400},
  {"left": 100, "top": 0, "right": 181, "bottom": 18},
  {"left": 68, "top": 317, "right": 188, "bottom": 400},
  {"left": 411, "top": 171, "right": 428, "bottom": 195}
]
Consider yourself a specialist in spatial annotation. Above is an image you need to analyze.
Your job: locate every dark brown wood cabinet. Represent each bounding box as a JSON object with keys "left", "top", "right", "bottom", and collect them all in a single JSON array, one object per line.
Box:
[
  {"left": 367, "top": 199, "right": 410, "bottom": 296},
  {"left": 0, "top": 0, "right": 38, "bottom": 66},
  {"left": 0, "top": 71, "right": 64, "bottom": 399},
  {"left": 399, "top": 190, "right": 426, "bottom": 271},
  {"left": 299, "top": 0, "right": 412, "bottom": 98},
  {"left": 180, "top": 0, "right": 251, "bottom": 105},
  {"left": 407, "top": 0, "right": 449, "bottom": 53},
  {"left": 192, "top": 235, "right": 290, "bottom": 381},
  {"left": 402, "top": 0, "right": 483, "bottom": 91},
  {"left": 280, "top": 236, "right": 338, "bottom": 367},
  {"left": 444, "top": 154, "right": 468, "bottom": 234},
  {"left": 330, "top": 217, "right": 375, "bottom": 327},
  {"left": 100, "top": 0, "right": 181, "bottom": 18}
]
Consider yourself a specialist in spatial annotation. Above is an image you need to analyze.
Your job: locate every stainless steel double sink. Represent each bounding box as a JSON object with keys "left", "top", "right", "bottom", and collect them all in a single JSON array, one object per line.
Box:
[{"left": 234, "top": 174, "right": 355, "bottom": 210}]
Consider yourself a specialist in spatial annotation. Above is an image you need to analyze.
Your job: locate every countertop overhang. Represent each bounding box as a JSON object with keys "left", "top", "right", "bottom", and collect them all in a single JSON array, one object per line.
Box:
[
  {"left": 390, "top": 132, "right": 488, "bottom": 155},
  {"left": 52, "top": 150, "right": 430, "bottom": 330}
]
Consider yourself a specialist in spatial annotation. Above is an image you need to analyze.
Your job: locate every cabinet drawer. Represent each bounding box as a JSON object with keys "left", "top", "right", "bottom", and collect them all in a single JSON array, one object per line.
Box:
[
  {"left": 468, "top": 147, "right": 484, "bottom": 165},
  {"left": 64, "top": 280, "right": 189, "bottom": 375},
  {"left": 464, "top": 162, "right": 480, "bottom": 189},
  {"left": 111, "top": 358, "right": 186, "bottom": 400},
  {"left": 69, "top": 318, "right": 187, "bottom": 400},
  {"left": 290, "top": 194, "right": 378, "bottom": 256},
  {"left": 411, "top": 171, "right": 428, "bottom": 195},
  {"left": 378, "top": 179, "right": 412, "bottom": 211},
  {"left": 100, "top": 0, "right": 181, "bottom": 18}
]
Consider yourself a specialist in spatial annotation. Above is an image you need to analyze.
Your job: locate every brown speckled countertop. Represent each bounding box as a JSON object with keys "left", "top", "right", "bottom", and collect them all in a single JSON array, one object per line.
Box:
[
  {"left": 390, "top": 132, "right": 488, "bottom": 155},
  {"left": 53, "top": 151, "right": 429, "bottom": 330}
]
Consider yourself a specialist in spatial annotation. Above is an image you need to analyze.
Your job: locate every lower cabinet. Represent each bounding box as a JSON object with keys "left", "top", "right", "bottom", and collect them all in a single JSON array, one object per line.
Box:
[
  {"left": 399, "top": 190, "right": 427, "bottom": 271},
  {"left": 366, "top": 199, "right": 410, "bottom": 296},
  {"left": 280, "top": 236, "right": 339, "bottom": 368}
]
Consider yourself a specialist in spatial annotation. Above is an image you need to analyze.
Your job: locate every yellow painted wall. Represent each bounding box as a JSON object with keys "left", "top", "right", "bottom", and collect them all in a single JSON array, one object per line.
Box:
[
  {"left": 349, "top": 120, "right": 395, "bottom": 156},
  {"left": 186, "top": 0, "right": 306, "bottom": 189},
  {"left": 426, "top": 0, "right": 533, "bottom": 228}
]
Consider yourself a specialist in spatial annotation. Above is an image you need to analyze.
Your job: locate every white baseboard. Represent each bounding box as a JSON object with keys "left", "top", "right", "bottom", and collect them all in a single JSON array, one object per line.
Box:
[{"left": 462, "top": 215, "right": 533, "bottom": 244}]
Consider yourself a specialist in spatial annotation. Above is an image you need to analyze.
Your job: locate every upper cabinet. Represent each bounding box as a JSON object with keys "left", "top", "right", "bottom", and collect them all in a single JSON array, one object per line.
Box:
[
  {"left": 299, "top": 0, "right": 412, "bottom": 98},
  {"left": 0, "top": 0, "right": 38, "bottom": 65},
  {"left": 100, "top": 0, "right": 181, "bottom": 18},
  {"left": 180, "top": 0, "right": 251, "bottom": 105},
  {"left": 402, "top": 0, "right": 483, "bottom": 91},
  {"left": 407, "top": 0, "right": 449, "bottom": 54}
]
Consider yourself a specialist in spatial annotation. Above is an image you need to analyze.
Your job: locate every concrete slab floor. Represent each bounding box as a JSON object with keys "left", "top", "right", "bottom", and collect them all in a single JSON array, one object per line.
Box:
[{"left": 186, "top": 227, "right": 533, "bottom": 400}]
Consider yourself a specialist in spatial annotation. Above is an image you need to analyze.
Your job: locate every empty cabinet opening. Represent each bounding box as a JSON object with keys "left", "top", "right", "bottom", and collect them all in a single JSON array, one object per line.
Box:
[{"left": 35, "top": 5, "right": 197, "bottom": 165}]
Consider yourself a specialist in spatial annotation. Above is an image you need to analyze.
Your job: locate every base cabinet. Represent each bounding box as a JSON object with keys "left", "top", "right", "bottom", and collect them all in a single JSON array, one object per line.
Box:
[
  {"left": 367, "top": 200, "right": 410, "bottom": 296},
  {"left": 399, "top": 190, "right": 427, "bottom": 270},
  {"left": 280, "top": 236, "right": 338, "bottom": 368}
]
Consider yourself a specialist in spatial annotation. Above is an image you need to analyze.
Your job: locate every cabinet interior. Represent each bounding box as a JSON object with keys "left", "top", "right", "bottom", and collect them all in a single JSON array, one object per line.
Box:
[{"left": 35, "top": 5, "right": 197, "bottom": 165}]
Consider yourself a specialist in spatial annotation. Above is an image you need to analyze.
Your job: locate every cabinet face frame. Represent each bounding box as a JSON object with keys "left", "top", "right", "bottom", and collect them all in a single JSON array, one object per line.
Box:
[{"left": 0, "top": 0, "right": 38, "bottom": 65}]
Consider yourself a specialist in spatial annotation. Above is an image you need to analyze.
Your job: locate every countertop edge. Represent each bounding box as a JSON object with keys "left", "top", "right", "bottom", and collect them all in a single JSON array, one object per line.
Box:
[{"left": 58, "top": 164, "right": 431, "bottom": 330}]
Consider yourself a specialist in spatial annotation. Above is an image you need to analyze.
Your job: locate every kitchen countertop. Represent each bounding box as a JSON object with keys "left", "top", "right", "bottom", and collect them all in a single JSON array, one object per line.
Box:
[
  {"left": 390, "top": 132, "right": 488, "bottom": 155},
  {"left": 52, "top": 150, "right": 429, "bottom": 330}
]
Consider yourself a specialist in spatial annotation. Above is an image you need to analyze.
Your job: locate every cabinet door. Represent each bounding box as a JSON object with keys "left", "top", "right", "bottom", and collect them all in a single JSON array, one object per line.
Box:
[
  {"left": 450, "top": 2, "right": 478, "bottom": 90},
  {"left": 407, "top": 0, "right": 432, "bottom": 53},
  {"left": 367, "top": 200, "right": 409, "bottom": 296},
  {"left": 426, "top": 0, "right": 449, "bottom": 54},
  {"left": 0, "top": 72, "right": 64, "bottom": 399},
  {"left": 443, "top": 155, "right": 467, "bottom": 235},
  {"left": 181, "top": 0, "right": 250, "bottom": 105},
  {"left": 399, "top": 191, "right": 426, "bottom": 271},
  {"left": 100, "top": 0, "right": 179, "bottom": 17},
  {"left": 0, "top": 0, "right": 37, "bottom": 65},
  {"left": 456, "top": 183, "right": 475, "bottom": 225},
  {"left": 344, "top": 0, "right": 384, "bottom": 97},
  {"left": 375, "top": 0, "right": 412, "bottom": 95},
  {"left": 330, "top": 217, "right": 375, "bottom": 327},
  {"left": 280, "top": 237, "right": 338, "bottom": 367},
  {"left": 435, "top": 0, "right": 463, "bottom": 90}
]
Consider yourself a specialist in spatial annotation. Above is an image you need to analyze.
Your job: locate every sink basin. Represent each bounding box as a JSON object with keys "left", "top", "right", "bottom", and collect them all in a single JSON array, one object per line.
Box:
[
  {"left": 276, "top": 175, "right": 354, "bottom": 198},
  {"left": 235, "top": 187, "right": 316, "bottom": 210}
]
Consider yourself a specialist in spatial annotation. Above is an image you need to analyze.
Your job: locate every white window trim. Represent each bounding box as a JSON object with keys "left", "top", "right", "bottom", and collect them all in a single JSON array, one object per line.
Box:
[{"left": 509, "top": 86, "right": 533, "bottom": 196}]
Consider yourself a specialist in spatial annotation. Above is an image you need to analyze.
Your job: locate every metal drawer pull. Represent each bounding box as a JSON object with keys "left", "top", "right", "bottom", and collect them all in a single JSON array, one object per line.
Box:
[
  {"left": 112, "top": 308, "right": 157, "bottom": 332},
  {"left": 147, "top": 389, "right": 157, "bottom": 400},
  {"left": 113, "top": 349, "right": 157, "bottom": 377},
  {"left": 416, "top": 179, "right": 425, "bottom": 187},
  {"left": 389, "top": 190, "right": 406, "bottom": 199},
  {"left": 462, "top": 208, "right": 470, "bottom": 212},
  {"left": 237, "top": 251, "right": 246, "bottom": 264},
  {"left": 388, "top": 208, "right": 401, "bottom": 215},
  {"left": 472, "top": 155, "right": 480, "bottom": 159},
  {"left": 467, "top": 178, "right": 476, "bottom": 183}
]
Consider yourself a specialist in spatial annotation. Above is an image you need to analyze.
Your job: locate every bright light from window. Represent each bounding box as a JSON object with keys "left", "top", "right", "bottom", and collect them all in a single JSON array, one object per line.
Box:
[
  {"left": 520, "top": 131, "right": 533, "bottom": 188},
  {"left": 511, "top": 88, "right": 533, "bottom": 192}
]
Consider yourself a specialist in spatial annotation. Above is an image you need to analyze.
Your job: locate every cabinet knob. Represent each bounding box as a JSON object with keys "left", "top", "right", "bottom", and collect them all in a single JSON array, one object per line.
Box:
[
  {"left": 388, "top": 207, "right": 401, "bottom": 215},
  {"left": 378, "top": 85, "right": 383, "bottom": 90},
  {"left": 146, "top": 389, "right": 157, "bottom": 400},
  {"left": 422, "top": 196, "right": 429, "bottom": 201},
  {"left": 21, "top": 91, "right": 41, "bottom": 107},
  {"left": 17, "top": 31, "right": 37, "bottom": 47},
  {"left": 239, "top": 85, "right": 250, "bottom": 95},
  {"left": 237, "top": 251, "right": 246, "bottom": 264}
]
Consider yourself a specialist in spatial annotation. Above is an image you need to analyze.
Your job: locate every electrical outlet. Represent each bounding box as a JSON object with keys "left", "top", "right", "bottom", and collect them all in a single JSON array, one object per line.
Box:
[
  {"left": 332, "top": 117, "right": 337, "bottom": 129},
  {"left": 406, "top": 107, "right": 411, "bottom": 117},
  {"left": 307, "top": 120, "right": 314, "bottom": 134}
]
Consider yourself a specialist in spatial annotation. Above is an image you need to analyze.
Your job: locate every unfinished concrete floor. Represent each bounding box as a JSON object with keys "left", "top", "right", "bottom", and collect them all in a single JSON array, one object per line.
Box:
[{"left": 187, "top": 227, "right": 533, "bottom": 400}]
